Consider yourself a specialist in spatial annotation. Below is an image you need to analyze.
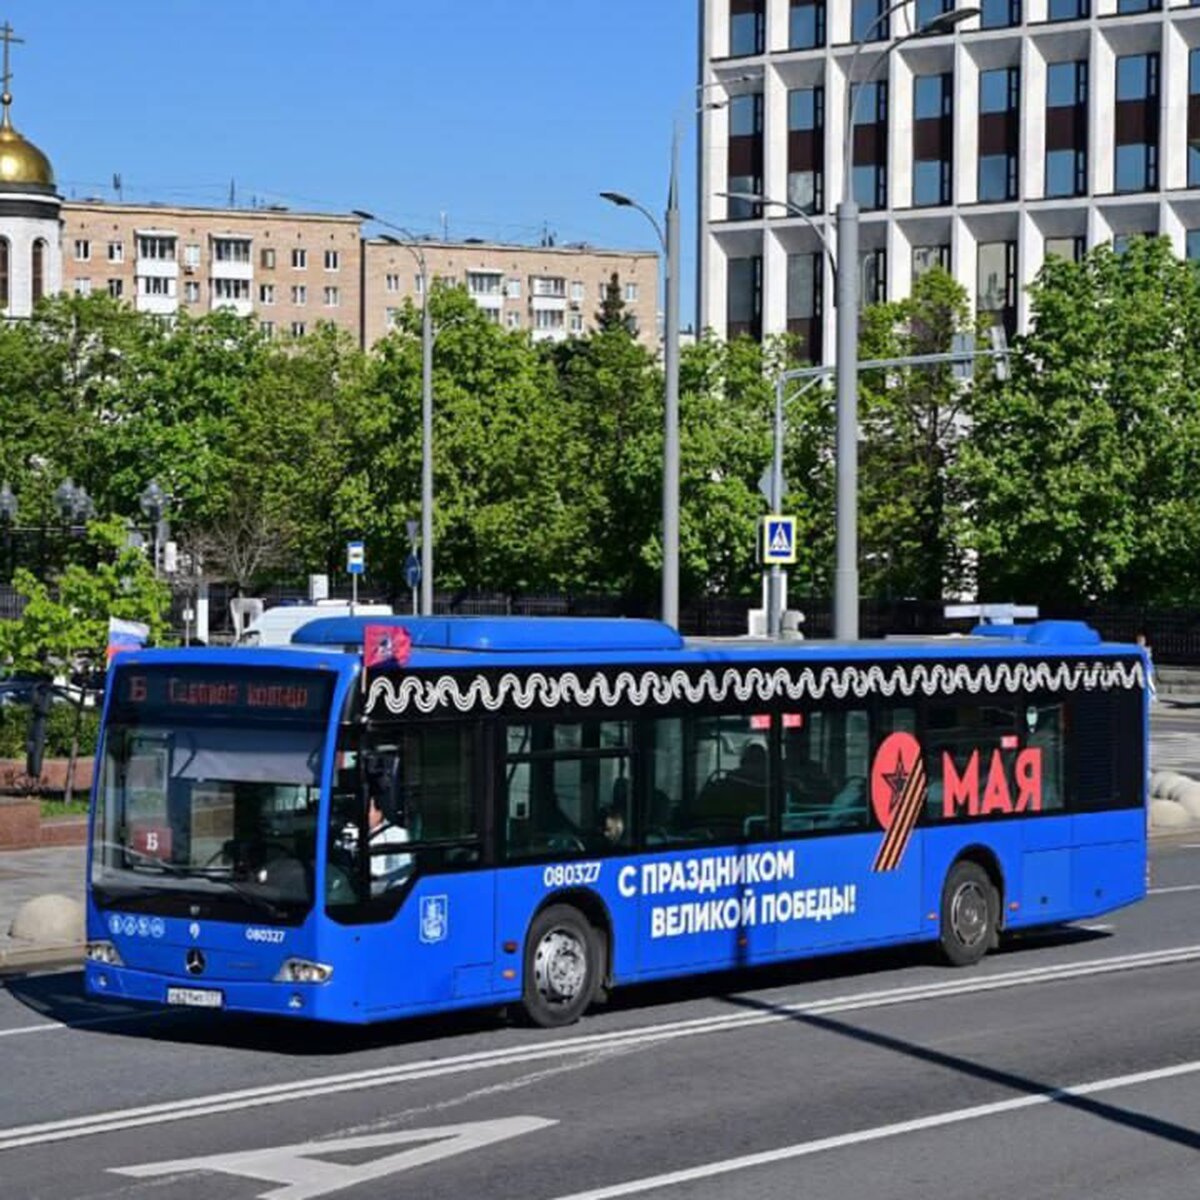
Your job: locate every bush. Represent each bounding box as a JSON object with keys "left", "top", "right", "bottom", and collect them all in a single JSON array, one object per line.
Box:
[{"left": 0, "top": 703, "right": 100, "bottom": 759}]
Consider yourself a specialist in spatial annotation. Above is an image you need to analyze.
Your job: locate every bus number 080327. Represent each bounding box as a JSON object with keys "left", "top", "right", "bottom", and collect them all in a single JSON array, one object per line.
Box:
[{"left": 543, "top": 862, "right": 601, "bottom": 889}]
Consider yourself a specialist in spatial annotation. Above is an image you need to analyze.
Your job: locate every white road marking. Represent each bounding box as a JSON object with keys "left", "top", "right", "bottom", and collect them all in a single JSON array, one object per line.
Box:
[
  {"left": 0, "top": 942, "right": 1197, "bottom": 1152},
  {"left": 114, "top": 1116, "right": 556, "bottom": 1200},
  {"left": 548, "top": 1058, "right": 1200, "bottom": 1200},
  {"left": 1148, "top": 884, "right": 1200, "bottom": 895}
]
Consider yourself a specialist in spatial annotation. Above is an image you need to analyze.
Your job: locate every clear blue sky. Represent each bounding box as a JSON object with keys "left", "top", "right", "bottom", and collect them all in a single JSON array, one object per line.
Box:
[{"left": 6, "top": 0, "right": 701, "bottom": 321}]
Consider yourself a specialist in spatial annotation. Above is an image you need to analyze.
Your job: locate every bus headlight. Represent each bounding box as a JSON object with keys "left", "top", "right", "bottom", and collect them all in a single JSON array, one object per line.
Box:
[
  {"left": 274, "top": 958, "right": 333, "bottom": 984},
  {"left": 86, "top": 940, "right": 124, "bottom": 966}
]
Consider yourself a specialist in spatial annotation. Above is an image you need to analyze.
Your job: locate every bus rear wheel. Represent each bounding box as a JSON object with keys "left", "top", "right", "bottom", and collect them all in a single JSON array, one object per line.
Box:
[
  {"left": 522, "top": 905, "right": 601, "bottom": 1028},
  {"left": 939, "top": 861, "right": 998, "bottom": 967}
]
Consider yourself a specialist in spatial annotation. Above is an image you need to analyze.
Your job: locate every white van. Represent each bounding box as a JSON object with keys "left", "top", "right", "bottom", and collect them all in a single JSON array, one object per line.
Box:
[{"left": 237, "top": 602, "right": 393, "bottom": 647}]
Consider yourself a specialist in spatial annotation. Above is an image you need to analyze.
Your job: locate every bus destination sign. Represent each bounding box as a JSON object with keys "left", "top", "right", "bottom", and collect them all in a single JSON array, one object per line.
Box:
[{"left": 113, "top": 667, "right": 333, "bottom": 720}]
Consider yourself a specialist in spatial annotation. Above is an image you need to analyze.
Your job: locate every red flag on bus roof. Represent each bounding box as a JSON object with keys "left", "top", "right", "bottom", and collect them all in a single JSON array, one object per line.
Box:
[{"left": 364, "top": 624, "right": 411, "bottom": 668}]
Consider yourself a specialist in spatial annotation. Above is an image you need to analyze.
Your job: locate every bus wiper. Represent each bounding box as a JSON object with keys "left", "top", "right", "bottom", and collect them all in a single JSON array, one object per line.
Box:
[
  {"left": 111, "top": 843, "right": 194, "bottom": 877},
  {"left": 221, "top": 875, "right": 288, "bottom": 920}
]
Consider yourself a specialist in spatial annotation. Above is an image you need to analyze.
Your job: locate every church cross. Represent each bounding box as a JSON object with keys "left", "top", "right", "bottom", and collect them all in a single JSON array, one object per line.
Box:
[{"left": 0, "top": 21, "right": 24, "bottom": 99}]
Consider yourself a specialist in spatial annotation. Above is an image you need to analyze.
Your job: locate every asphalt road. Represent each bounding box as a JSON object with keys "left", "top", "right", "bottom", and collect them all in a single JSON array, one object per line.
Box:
[{"left": 0, "top": 842, "right": 1196, "bottom": 1199}]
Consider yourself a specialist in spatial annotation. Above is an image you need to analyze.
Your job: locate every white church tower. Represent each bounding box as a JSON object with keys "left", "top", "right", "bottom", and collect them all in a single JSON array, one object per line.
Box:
[{"left": 0, "top": 21, "right": 60, "bottom": 319}]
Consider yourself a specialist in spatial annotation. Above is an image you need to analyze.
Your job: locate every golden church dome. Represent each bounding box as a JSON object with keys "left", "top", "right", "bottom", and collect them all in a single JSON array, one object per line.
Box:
[{"left": 0, "top": 95, "right": 53, "bottom": 188}]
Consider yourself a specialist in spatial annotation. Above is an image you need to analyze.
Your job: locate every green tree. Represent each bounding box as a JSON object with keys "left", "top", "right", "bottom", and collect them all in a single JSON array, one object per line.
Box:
[
  {"left": 594, "top": 271, "right": 636, "bottom": 335},
  {"left": 959, "top": 237, "right": 1200, "bottom": 606},
  {"left": 858, "top": 267, "right": 976, "bottom": 600},
  {"left": 0, "top": 518, "right": 171, "bottom": 674}
]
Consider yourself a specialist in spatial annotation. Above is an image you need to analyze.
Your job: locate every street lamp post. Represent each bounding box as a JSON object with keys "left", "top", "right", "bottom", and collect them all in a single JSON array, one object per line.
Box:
[
  {"left": 600, "top": 127, "right": 681, "bottom": 630},
  {"left": 354, "top": 210, "right": 434, "bottom": 617},
  {"left": 834, "top": 3, "right": 978, "bottom": 640}
]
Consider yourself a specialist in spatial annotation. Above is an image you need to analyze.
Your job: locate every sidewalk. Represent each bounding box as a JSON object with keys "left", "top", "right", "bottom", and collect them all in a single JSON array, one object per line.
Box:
[{"left": 0, "top": 844, "right": 85, "bottom": 973}]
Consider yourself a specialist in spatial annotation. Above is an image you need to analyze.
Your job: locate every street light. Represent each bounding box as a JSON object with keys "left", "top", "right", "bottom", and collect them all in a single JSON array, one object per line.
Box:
[
  {"left": 834, "top": 3, "right": 978, "bottom": 640},
  {"left": 139, "top": 479, "right": 168, "bottom": 575},
  {"left": 354, "top": 208, "right": 435, "bottom": 617},
  {"left": 601, "top": 134, "right": 682, "bottom": 630},
  {"left": 717, "top": 190, "right": 838, "bottom": 285}
]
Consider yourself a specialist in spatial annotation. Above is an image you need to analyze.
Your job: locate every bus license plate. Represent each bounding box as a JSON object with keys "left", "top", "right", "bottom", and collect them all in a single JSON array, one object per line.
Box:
[{"left": 166, "top": 987, "right": 223, "bottom": 1009}]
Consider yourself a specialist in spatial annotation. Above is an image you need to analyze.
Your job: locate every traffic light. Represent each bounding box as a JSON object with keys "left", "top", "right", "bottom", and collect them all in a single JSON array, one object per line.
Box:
[{"left": 25, "top": 681, "right": 52, "bottom": 780}]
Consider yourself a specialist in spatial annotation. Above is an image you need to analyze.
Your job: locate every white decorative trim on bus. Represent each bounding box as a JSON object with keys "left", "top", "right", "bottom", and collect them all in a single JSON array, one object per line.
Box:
[{"left": 365, "top": 658, "right": 1146, "bottom": 717}]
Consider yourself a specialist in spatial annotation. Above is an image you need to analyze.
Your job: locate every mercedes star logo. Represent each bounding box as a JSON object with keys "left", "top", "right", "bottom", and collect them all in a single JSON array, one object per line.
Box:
[{"left": 185, "top": 949, "right": 206, "bottom": 977}]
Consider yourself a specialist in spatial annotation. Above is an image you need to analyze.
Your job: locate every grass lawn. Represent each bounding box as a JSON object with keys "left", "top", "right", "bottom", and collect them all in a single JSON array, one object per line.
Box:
[{"left": 39, "top": 797, "right": 90, "bottom": 819}]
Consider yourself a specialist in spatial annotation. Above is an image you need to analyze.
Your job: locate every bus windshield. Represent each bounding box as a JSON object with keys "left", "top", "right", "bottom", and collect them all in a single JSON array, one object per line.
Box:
[{"left": 92, "top": 665, "right": 336, "bottom": 923}]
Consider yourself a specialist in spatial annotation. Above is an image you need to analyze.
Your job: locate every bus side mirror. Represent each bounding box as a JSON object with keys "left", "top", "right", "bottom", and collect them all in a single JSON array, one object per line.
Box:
[{"left": 25, "top": 682, "right": 52, "bottom": 780}]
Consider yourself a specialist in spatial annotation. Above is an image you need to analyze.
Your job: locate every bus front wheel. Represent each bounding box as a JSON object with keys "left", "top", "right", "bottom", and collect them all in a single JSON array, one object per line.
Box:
[
  {"left": 939, "top": 861, "right": 998, "bottom": 967},
  {"left": 522, "top": 904, "right": 602, "bottom": 1028}
]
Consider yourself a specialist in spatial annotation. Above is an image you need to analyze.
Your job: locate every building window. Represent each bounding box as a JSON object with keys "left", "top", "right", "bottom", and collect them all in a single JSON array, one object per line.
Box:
[
  {"left": 916, "top": 0, "right": 950, "bottom": 27},
  {"left": 624, "top": 282, "right": 639, "bottom": 302},
  {"left": 0, "top": 237, "right": 8, "bottom": 309},
  {"left": 788, "top": 86, "right": 824, "bottom": 214},
  {"left": 291, "top": 321, "right": 306, "bottom": 337},
  {"left": 74, "top": 278, "right": 91, "bottom": 297},
  {"left": 1044, "top": 60, "right": 1087, "bottom": 198},
  {"left": 979, "top": 0, "right": 1020, "bottom": 27},
  {"left": 182, "top": 280, "right": 199, "bottom": 303},
  {"left": 1189, "top": 50, "right": 1200, "bottom": 187},
  {"left": 1045, "top": 150, "right": 1084, "bottom": 197},
  {"left": 507, "top": 311, "right": 521, "bottom": 329},
  {"left": 74, "top": 239, "right": 90, "bottom": 262},
  {"left": 978, "top": 67, "right": 1019, "bottom": 202},
  {"left": 977, "top": 240, "right": 1016, "bottom": 338},
  {"left": 858, "top": 249, "right": 886, "bottom": 308},
  {"left": 912, "top": 244, "right": 950, "bottom": 277},
  {"left": 324, "top": 285, "right": 339, "bottom": 306},
  {"left": 912, "top": 73, "right": 952, "bottom": 207},
  {"left": 414, "top": 273, "right": 425, "bottom": 295},
  {"left": 324, "top": 249, "right": 340, "bottom": 271},
  {"left": 1045, "top": 236, "right": 1085, "bottom": 262},
  {"left": 139, "top": 276, "right": 174, "bottom": 297},
  {"left": 789, "top": 0, "right": 825, "bottom": 48},
  {"left": 1117, "top": 0, "right": 1158, "bottom": 11},
  {"left": 570, "top": 280, "right": 585, "bottom": 302},
  {"left": 532, "top": 276, "right": 566, "bottom": 297},
  {"left": 107, "top": 241, "right": 123, "bottom": 263},
  {"left": 292, "top": 285, "right": 307, "bottom": 305},
  {"left": 851, "top": 81, "right": 887, "bottom": 210},
  {"left": 507, "top": 277, "right": 521, "bottom": 299},
  {"left": 851, "top": 0, "right": 888, "bottom": 42},
  {"left": 261, "top": 247, "right": 276, "bottom": 269},
  {"left": 213, "top": 278, "right": 249, "bottom": 302},
  {"left": 727, "top": 92, "right": 764, "bottom": 218},
  {"left": 727, "top": 254, "right": 762, "bottom": 341},
  {"left": 534, "top": 308, "right": 565, "bottom": 330},
  {"left": 259, "top": 283, "right": 275, "bottom": 305},
  {"left": 1047, "top": 0, "right": 1087, "bottom": 15},
  {"left": 291, "top": 248, "right": 307, "bottom": 269},
  {"left": 1186, "top": 230, "right": 1200, "bottom": 261},
  {"left": 468, "top": 271, "right": 503, "bottom": 296},
  {"left": 729, "top": 0, "right": 764, "bottom": 56},
  {"left": 107, "top": 278, "right": 123, "bottom": 299},
  {"left": 1115, "top": 53, "right": 1159, "bottom": 193},
  {"left": 213, "top": 238, "right": 250, "bottom": 264},
  {"left": 787, "top": 252, "right": 822, "bottom": 363},
  {"left": 31, "top": 239, "right": 45, "bottom": 304},
  {"left": 569, "top": 312, "right": 584, "bottom": 333},
  {"left": 138, "top": 236, "right": 176, "bottom": 261},
  {"left": 260, "top": 320, "right": 275, "bottom": 339},
  {"left": 385, "top": 273, "right": 401, "bottom": 292},
  {"left": 184, "top": 243, "right": 199, "bottom": 268}
]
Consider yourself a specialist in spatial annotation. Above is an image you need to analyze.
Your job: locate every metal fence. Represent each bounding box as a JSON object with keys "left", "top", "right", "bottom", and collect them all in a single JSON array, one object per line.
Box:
[{"left": 10, "top": 582, "right": 1200, "bottom": 662}]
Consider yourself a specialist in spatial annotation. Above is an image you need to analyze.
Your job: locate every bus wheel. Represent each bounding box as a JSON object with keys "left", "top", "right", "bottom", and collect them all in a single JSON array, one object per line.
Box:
[
  {"left": 939, "top": 861, "right": 997, "bottom": 967},
  {"left": 523, "top": 905, "right": 600, "bottom": 1028}
]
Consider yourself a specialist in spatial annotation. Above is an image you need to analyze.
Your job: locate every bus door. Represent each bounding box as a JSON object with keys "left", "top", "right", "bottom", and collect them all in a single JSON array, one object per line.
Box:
[
  {"left": 326, "top": 722, "right": 495, "bottom": 1015},
  {"left": 775, "top": 705, "right": 923, "bottom": 955},
  {"left": 1016, "top": 698, "right": 1073, "bottom": 924}
]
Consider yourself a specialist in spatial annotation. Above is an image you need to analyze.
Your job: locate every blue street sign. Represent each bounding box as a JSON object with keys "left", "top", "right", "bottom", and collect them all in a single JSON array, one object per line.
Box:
[
  {"left": 346, "top": 540, "right": 365, "bottom": 576},
  {"left": 761, "top": 516, "right": 798, "bottom": 565},
  {"left": 404, "top": 553, "right": 421, "bottom": 591}
]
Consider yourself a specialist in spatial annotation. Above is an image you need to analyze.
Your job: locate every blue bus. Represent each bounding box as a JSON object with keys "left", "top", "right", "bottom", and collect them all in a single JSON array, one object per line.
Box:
[{"left": 84, "top": 617, "right": 1149, "bottom": 1027}]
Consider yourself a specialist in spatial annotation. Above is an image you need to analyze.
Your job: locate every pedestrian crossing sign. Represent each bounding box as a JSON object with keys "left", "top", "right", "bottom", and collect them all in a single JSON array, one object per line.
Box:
[{"left": 762, "top": 516, "right": 798, "bottom": 565}]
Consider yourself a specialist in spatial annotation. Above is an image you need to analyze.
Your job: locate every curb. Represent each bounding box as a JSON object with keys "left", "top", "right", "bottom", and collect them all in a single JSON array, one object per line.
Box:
[{"left": 0, "top": 940, "right": 82, "bottom": 975}]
